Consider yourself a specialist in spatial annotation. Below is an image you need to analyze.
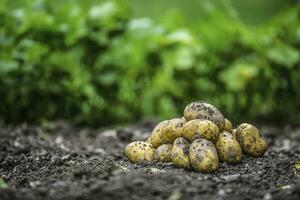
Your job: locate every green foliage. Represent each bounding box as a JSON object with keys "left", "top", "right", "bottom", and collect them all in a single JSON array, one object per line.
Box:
[
  {"left": 0, "top": 0, "right": 300, "bottom": 126},
  {"left": 0, "top": 177, "right": 7, "bottom": 189}
]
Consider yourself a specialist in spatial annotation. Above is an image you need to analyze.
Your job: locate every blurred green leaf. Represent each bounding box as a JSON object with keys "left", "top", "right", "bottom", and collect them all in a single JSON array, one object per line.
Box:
[{"left": 0, "top": 177, "right": 7, "bottom": 189}]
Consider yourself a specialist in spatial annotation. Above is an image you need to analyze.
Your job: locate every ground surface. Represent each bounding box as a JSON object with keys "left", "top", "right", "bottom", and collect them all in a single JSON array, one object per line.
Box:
[{"left": 0, "top": 121, "right": 300, "bottom": 200}]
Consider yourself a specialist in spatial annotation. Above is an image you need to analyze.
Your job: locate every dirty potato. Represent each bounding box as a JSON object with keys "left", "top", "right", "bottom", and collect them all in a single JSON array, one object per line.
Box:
[
  {"left": 149, "top": 120, "right": 170, "bottom": 148},
  {"left": 183, "top": 119, "right": 220, "bottom": 143},
  {"left": 125, "top": 141, "right": 155, "bottom": 163},
  {"left": 224, "top": 118, "right": 233, "bottom": 133},
  {"left": 183, "top": 101, "right": 225, "bottom": 131},
  {"left": 150, "top": 118, "right": 186, "bottom": 148},
  {"left": 236, "top": 123, "right": 268, "bottom": 157},
  {"left": 171, "top": 137, "right": 191, "bottom": 169},
  {"left": 215, "top": 131, "right": 243, "bottom": 164},
  {"left": 154, "top": 144, "right": 173, "bottom": 162},
  {"left": 189, "top": 138, "right": 219, "bottom": 173},
  {"left": 164, "top": 118, "right": 186, "bottom": 142}
]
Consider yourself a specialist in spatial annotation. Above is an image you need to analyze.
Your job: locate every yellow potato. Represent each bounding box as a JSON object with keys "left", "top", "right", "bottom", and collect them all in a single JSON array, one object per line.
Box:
[
  {"left": 236, "top": 123, "right": 268, "bottom": 157},
  {"left": 215, "top": 131, "right": 243, "bottom": 164},
  {"left": 149, "top": 120, "right": 170, "bottom": 148},
  {"left": 125, "top": 141, "right": 155, "bottom": 163},
  {"left": 150, "top": 118, "right": 186, "bottom": 148},
  {"left": 154, "top": 144, "right": 173, "bottom": 162},
  {"left": 183, "top": 101, "right": 225, "bottom": 131},
  {"left": 183, "top": 119, "right": 220, "bottom": 143},
  {"left": 189, "top": 138, "right": 219, "bottom": 173},
  {"left": 171, "top": 137, "right": 191, "bottom": 169},
  {"left": 163, "top": 118, "right": 186, "bottom": 142},
  {"left": 224, "top": 118, "right": 233, "bottom": 133}
]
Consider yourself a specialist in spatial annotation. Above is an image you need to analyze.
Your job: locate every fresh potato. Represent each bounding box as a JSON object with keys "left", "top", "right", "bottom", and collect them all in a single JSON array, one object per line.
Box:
[
  {"left": 171, "top": 137, "right": 191, "bottom": 169},
  {"left": 236, "top": 123, "right": 268, "bottom": 157},
  {"left": 164, "top": 118, "right": 186, "bottom": 142},
  {"left": 125, "top": 141, "right": 155, "bottom": 163},
  {"left": 215, "top": 131, "right": 243, "bottom": 164},
  {"left": 150, "top": 118, "right": 186, "bottom": 148},
  {"left": 154, "top": 144, "right": 173, "bottom": 162},
  {"left": 183, "top": 101, "right": 225, "bottom": 131},
  {"left": 149, "top": 120, "right": 170, "bottom": 148},
  {"left": 189, "top": 138, "right": 219, "bottom": 173},
  {"left": 224, "top": 118, "right": 233, "bottom": 133},
  {"left": 183, "top": 119, "right": 220, "bottom": 143}
]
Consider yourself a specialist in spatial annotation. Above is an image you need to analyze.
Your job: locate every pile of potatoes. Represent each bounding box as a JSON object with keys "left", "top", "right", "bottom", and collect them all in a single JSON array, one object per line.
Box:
[{"left": 125, "top": 101, "right": 268, "bottom": 173}]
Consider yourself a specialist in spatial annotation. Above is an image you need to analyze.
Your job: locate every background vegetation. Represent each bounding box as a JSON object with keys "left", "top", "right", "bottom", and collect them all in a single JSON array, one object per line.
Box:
[{"left": 0, "top": 0, "right": 299, "bottom": 126}]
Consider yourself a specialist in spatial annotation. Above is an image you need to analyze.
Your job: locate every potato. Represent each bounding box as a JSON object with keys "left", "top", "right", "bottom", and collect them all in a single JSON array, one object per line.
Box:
[
  {"left": 149, "top": 120, "right": 170, "bottom": 148},
  {"left": 189, "top": 138, "right": 219, "bottom": 173},
  {"left": 125, "top": 141, "right": 155, "bottom": 163},
  {"left": 183, "top": 119, "right": 220, "bottom": 143},
  {"left": 236, "top": 123, "right": 268, "bottom": 157},
  {"left": 150, "top": 118, "right": 186, "bottom": 148},
  {"left": 224, "top": 118, "right": 233, "bottom": 133},
  {"left": 184, "top": 101, "right": 225, "bottom": 131},
  {"left": 154, "top": 144, "right": 172, "bottom": 162},
  {"left": 215, "top": 131, "right": 243, "bottom": 164},
  {"left": 164, "top": 118, "right": 186, "bottom": 142},
  {"left": 171, "top": 137, "right": 191, "bottom": 169}
]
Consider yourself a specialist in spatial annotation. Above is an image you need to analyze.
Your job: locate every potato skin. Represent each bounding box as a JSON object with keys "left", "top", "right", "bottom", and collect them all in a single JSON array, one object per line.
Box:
[
  {"left": 224, "top": 118, "right": 233, "bottom": 133},
  {"left": 125, "top": 141, "right": 155, "bottom": 163},
  {"left": 189, "top": 138, "right": 219, "bottom": 173},
  {"left": 171, "top": 137, "right": 191, "bottom": 169},
  {"left": 215, "top": 131, "right": 242, "bottom": 164},
  {"left": 164, "top": 118, "right": 186, "bottom": 142},
  {"left": 150, "top": 118, "right": 186, "bottom": 148},
  {"left": 236, "top": 123, "right": 268, "bottom": 157},
  {"left": 183, "top": 119, "right": 220, "bottom": 143},
  {"left": 149, "top": 120, "right": 170, "bottom": 148},
  {"left": 154, "top": 144, "right": 173, "bottom": 162},
  {"left": 184, "top": 101, "right": 225, "bottom": 131}
]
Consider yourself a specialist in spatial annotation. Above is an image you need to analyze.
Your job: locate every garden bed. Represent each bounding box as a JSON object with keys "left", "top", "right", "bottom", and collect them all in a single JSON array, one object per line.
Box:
[{"left": 0, "top": 121, "right": 300, "bottom": 200}]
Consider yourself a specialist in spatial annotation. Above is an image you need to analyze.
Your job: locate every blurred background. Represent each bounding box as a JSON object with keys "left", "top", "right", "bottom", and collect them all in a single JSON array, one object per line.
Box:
[{"left": 0, "top": 0, "right": 299, "bottom": 127}]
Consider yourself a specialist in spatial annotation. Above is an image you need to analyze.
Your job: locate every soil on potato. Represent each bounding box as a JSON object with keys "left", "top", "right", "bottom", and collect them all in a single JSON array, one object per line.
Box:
[{"left": 0, "top": 121, "right": 300, "bottom": 200}]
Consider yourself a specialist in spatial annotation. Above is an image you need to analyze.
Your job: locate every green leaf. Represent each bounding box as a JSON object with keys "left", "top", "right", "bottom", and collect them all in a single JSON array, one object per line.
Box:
[
  {"left": 0, "top": 61, "right": 18, "bottom": 74},
  {"left": 219, "top": 62, "right": 259, "bottom": 92},
  {"left": 266, "top": 43, "right": 299, "bottom": 68},
  {"left": 0, "top": 177, "right": 7, "bottom": 189}
]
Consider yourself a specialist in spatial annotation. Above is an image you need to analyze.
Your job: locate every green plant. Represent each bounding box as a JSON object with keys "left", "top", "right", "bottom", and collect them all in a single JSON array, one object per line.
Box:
[{"left": 0, "top": 0, "right": 299, "bottom": 126}]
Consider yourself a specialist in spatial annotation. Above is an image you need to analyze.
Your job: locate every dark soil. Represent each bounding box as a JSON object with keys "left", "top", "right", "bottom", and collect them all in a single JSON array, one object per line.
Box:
[{"left": 0, "top": 121, "right": 300, "bottom": 200}]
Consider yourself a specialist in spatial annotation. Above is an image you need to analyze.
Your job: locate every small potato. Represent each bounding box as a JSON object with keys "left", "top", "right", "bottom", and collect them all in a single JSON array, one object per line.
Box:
[
  {"left": 171, "top": 137, "right": 191, "bottom": 169},
  {"left": 236, "top": 123, "right": 268, "bottom": 157},
  {"left": 149, "top": 120, "right": 170, "bottom": 148},
  {"left": 224, "top": 118, "right": 233, "bottom": 133},
  {"left": 184, "top": 101, "right": 225, "bottom": 131},
  {"left": 125, "top": 141, "right": 155, "bottom": 163},
  {"left": 189, "top": 138, "right": 219, "bottom": 173},
  {"left": 154, "top": 144, "right": 173, "bottom": 162},
  {"left": 183, "top": 119, "right": 219, "bottom": 143},
  {"left": 215, "top": 131, "right": 243, "bottom": 164},
  {"left": 163, "top": 118, "right": 186, "bottom": 142},
  {"left": 150, "top": 118, "right": 186, "bottom": 148}
]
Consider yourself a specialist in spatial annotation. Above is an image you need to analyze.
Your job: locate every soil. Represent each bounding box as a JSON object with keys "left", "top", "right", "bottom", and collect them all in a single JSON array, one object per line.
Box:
[{"left": 0, "top": 121, "right": 300, "bottom": 200}]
